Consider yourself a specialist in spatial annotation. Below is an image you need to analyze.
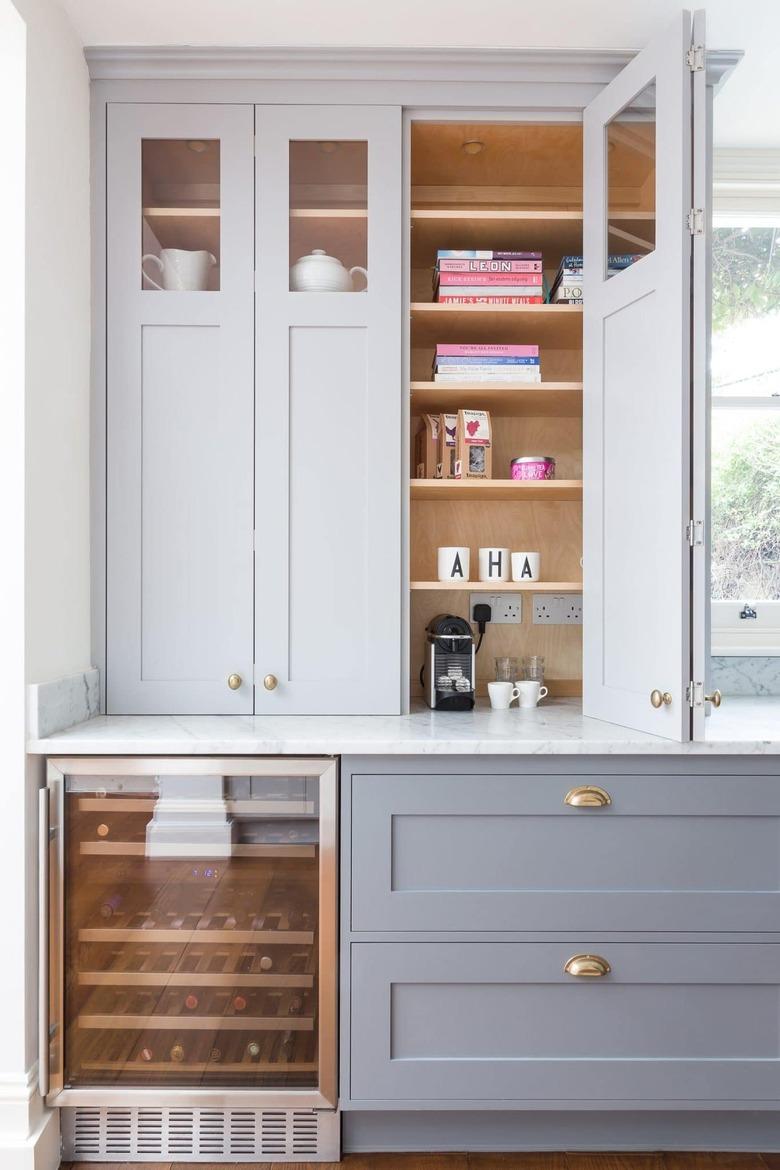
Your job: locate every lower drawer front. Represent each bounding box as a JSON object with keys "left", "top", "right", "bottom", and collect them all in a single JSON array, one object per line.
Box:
[{"left": 350, "top": 942, "right": 780, "bottom": 1106}]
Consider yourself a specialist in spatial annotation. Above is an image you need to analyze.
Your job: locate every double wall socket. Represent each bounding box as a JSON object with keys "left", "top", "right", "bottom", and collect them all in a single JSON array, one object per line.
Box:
[
  {"left": 533, "top": 594, "right": 583, "bottom": 624},
  {"left": 470, "top": 592, "right": 523, "bottom": 625}
]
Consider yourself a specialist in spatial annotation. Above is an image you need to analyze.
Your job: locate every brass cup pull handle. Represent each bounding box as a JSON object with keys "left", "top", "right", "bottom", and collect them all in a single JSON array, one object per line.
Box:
[
  {"left": 564, "top": 785, "right": 612, "bottom": 808},
  {"left": 263, "top": 674, "right": 278, "bottom": 691},
  {"left": 650, "top": 689, "right": 672, "bottom": 709},
  {"left": 564, "top": 953, "right": 611, "bottom": 978},
  {"left": 227, "top": 673, "right": 242, "bottom": 691},
  {"left": 706, "top": 689, "right": 722, "bottom": 708}
]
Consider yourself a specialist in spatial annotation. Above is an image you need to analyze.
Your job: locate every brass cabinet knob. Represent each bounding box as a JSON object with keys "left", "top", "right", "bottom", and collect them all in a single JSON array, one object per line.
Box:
[
  {"left": 564, "top": 785, "right": 612, "bottom": 808},
  {"left": 263, "top": 674, "right": 278, "bottom": 691},
  {"left": 705, "top": 689, "right": 722, "bottom": 708},
  {"left": 227, "top": 673, "right": 242, "bottom": 690},
  {"left": 564, "top": 953, "right": 611, "bottom": 978},
  {"left": 650, "top": 689, "right": 672, "bottom": 708}
]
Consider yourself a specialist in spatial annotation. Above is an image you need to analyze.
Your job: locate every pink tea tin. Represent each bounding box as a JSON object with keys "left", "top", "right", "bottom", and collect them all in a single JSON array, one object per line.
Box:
[{"left": 510, "top": 455, "right": 556, "bottom": 481}]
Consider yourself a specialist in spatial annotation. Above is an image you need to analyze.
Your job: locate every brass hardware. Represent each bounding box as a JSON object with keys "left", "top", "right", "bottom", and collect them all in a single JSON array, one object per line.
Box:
[
  {"left": 564, "top": 785, "right": 612, "bottom": 808},
  {"left": 227, "top": 673, "right": 242, "bottom": 690},
  {"left": 650, "top": 689, "right": 672, "bottom": 708},
  {"left": 564, "top": 954, "right": 611, "bottom": 978},
  {"left": 263, "top": 674, "right": 278, "bottom": 691},
  {"left": 705, "top": 689, "right": 722, "bottom": 708}
]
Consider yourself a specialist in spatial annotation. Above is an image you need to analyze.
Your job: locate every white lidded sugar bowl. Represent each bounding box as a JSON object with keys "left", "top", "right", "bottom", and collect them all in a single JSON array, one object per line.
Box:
[{"left": 289, "top": 248, "right": 368, "bottom": 292}]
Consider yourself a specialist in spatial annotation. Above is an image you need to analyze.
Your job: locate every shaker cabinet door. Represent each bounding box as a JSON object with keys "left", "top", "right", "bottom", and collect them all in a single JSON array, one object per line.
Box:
[
  {"left": 106, "top": 104, "right": 255, "bottom": 714},
  {"left": 583, "top": 12, "right": 704, "bottom": 739},
  {"left": 254, "top": 105, "right": 403, "bottom": 714}
]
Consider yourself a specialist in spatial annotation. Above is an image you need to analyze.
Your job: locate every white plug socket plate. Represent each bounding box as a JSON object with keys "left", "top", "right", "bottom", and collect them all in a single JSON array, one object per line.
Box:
[
  {"left": 470, "top": 592, "right": 523, "bottom": 625},
  {"left": 533, "top": 594, "right": 583, "bottom": 625}
]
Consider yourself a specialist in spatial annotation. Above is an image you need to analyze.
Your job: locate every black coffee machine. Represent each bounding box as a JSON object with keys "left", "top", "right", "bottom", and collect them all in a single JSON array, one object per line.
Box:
[{"left": 422, "top": 614, "right": 476, "bottom": 710}]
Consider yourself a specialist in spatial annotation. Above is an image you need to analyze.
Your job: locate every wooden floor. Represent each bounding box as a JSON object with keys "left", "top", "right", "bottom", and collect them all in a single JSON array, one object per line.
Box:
[{"left": 63, "top": 1154, "right": 780, "bottom": 1170}]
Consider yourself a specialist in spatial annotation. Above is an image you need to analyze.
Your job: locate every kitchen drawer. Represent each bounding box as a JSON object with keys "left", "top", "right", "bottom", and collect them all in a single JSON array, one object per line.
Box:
[
  {"left": 351, "top": 772, "right": 780, "bottom": 932},
  {"left": 350, "top": 941, "right": 780, "bottom": 1106}
]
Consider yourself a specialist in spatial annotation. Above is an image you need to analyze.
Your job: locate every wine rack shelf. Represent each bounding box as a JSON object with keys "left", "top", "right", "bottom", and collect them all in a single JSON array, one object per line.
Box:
[
  {"left": 82, "top": 1058, "right": 318, "bottom": 1074},
  {"left": 81, "top": 841, "right": 316, "bottom": 859},
  {"left": 78, "top": 1014, "right": 314, "bottom": 1032},
  {"left": 78, "top": 971, "right": 314, "bottom": 989},
  {"left": 79, "top": 927, "right": 315, "bottom": 945}
]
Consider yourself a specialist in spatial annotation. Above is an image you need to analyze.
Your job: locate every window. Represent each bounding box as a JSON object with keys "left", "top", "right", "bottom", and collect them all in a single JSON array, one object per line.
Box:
[{"left": 711, "top": 220, "right": 780, "bottom": 654}]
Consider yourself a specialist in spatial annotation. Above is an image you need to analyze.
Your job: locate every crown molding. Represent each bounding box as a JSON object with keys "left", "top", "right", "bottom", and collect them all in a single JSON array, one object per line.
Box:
[{"left": 84, "top": 44, "right": 742, "bottom": 89}]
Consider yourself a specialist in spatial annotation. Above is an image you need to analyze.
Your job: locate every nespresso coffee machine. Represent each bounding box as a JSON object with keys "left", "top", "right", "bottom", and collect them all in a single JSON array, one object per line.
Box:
[{"left": 423, "top": 614, "right": 476, "bottom": 710}]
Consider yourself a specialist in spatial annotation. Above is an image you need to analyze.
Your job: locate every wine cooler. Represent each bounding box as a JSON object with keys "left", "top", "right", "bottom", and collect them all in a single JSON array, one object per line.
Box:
[{"left": 39, "top": 757, "right": 339, "bottom": 1162}]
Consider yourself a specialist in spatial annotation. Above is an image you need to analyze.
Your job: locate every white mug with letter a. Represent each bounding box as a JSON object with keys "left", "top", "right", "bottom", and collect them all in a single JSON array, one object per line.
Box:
[
  {"left": 511, "top": 551, "right": 541, "bottom": 582},
  {"left": 516, "top": 680, "right": 549, "bottom": 708},
  {"left": 487, "top": 681, "right": 521, "bottom": 710},
  {"left": 479, "top": 547, "right": 510, "bottom": 582},
  {"left": 438, "top": 546, "right": 470, "bottom": 582},
  {"left": 142, "top": 248, "right": 217, "bottom": 291}
]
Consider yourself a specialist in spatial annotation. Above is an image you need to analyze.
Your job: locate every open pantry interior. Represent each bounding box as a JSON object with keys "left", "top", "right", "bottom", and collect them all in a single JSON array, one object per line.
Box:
[{"left": 409, "top": 119, "right": 655, "bottom": 699}]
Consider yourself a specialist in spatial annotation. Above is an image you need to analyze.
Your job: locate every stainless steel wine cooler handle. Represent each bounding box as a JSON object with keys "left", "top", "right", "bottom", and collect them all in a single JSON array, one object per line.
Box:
[{"left": 38, "top": 787, "right": 49, "bottom": 1099}]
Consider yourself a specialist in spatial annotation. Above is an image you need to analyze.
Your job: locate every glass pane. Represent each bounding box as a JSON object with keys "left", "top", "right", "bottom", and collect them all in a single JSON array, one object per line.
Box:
[
  {"left": 605, "top": 85, "right": 656, "bottom": 278},
  {"left": 289, "top": 140, "right": 368, "bottom": 292},
  {"left": 712, "top": 226, "right": 780, "bottom": 398},
  {"left": 142, "top": 139, "right": 220, "bottom": 291},
  {"left": 63, "top": 772, "right": 320, "bottom": 1088},
  {"left": 711, "top": 408, "right": 780, "bottom": 601}
]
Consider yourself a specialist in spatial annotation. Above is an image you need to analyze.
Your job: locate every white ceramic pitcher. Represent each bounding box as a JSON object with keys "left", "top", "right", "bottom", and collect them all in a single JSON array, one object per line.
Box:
[
  {"left": 289, "top": 249, "right": 368, "bottom": 292},
  {"left": 142, "top": 248, "right": 217, "bottom": 291}
]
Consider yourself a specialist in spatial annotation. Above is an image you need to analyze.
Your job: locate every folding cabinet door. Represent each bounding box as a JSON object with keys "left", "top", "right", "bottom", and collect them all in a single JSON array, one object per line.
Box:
[{"left": 583, "top": 12, "right": 706, "bottom": 739}]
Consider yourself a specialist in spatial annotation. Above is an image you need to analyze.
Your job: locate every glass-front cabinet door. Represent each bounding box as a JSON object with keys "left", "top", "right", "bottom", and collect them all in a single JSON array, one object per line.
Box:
[
  {"left": 255, "top": 105, "right": 402, "bottom": 714},
  {"left": 42, "top": 757, "right": 337, "bottom": 1107},
  {"left": 106, "top": 105, "right": 255, "bottom": 715}
]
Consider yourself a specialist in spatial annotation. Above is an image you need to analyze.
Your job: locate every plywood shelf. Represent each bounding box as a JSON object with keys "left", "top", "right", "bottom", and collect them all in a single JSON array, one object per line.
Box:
[
  {"left": 290, "top": 208, "right": 367, "bottom": 218},
  {"left": 411, "top": 302, "right": 583, "bottom": 347},
  {"left": 143, "top": 206, "right": 219, "bottom": 217},
  {"left": 411, "top": 381, "right": 582, "bottom": 418},
  {"left": 77, "top": 971, "right": 314, "bottom": 989},
  {"left": 79, "top": 927, "right": 314, "bottom": 945},
  {"left": 80, "top": 841, "right": 315, "bottom": 859},
  {"left": 410, "top": 478, "right": 582, "bottom": 502},
  {"left": 77, "top": 1013, "right": 313, "bottom": 1032},
  {"left": 411, "top": 208, "right": 584, "bottom": 262},
  {"left": 411, "top": 580, "right": 582, "bottom": 592}
]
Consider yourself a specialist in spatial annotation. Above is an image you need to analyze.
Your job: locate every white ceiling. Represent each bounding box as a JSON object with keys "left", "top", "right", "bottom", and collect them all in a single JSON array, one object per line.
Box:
[{"left": 59, "top": 0, "right": 777, "bottom": 147}]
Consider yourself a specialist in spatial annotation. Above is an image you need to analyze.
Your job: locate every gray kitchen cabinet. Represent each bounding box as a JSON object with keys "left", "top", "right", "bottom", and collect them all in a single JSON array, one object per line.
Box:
[
  {"left": 350, "top": 770, "right": 780, "bottom": 933},
  {"left": 104, "top": 102, "right": 402, "bottom": 714},
  {"left": 350, "top": 940, "right": 780, "bottom": 1107}
]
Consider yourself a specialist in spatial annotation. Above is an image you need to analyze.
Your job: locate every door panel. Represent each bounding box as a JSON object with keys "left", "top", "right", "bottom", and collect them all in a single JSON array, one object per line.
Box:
[
  {"left": 107, "top": 105, "right": 254, "bottom": 714},
  {"left": 583, "top": 13, "right": 695, "bottom": 739},
  {"left": 255, "top": 106, "right": 402, "bottom": 713},
  {"left": 351, "top": 942, "right": 780, "bottom": 1106}
]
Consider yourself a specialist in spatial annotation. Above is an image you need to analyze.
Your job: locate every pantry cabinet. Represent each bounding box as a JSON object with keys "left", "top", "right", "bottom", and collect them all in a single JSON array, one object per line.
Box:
[{"left": 92, "top": 12, "right": 736, "bottom": 733}]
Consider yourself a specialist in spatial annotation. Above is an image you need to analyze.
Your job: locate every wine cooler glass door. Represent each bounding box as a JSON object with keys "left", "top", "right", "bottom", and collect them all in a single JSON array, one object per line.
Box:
[{"left": 43, "top": 757, "right": 337, "bottom": 1108}]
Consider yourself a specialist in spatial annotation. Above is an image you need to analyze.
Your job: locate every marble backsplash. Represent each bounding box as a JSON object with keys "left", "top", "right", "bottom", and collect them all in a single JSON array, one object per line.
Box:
[
  {"left": 28, "top": 668, "right": 100, "bottom": 739},
  {"left": 711, "top": 656, "right": 780, "bottom": 696}
]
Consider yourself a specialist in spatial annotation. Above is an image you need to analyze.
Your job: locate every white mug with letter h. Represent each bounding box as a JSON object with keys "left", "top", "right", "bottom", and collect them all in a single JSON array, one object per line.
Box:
[
  {"left": 142, "top": 248, "right": 217, "bottom": 291},
  {"left": 479, "top": 547, "right": 510, "bottom": 582},
  {"left": 438, "top": 546, "right": 470, "bottom": 582},
  {"left": 516, "top": 680, "right": 549, "bottom": 708}
]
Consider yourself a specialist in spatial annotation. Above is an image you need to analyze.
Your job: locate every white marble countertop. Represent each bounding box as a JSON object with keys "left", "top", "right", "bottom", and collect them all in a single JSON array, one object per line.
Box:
[{"left": 27, "top": 697, "right": 780, "bottom": 756}]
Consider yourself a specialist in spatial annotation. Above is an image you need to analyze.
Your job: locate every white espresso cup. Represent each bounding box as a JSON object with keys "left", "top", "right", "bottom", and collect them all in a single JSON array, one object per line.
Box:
[
  {"left": 479, "top": 547, "right": 510, "bottom": 582},
  {"left": 487, "top": 681, "right": 521, "bottom": 710},
  {"left": 516, "top": 680, "right": 549, "bottom": 708},
  {"left": 438, "top": 546, "right": 470, "bottom": 582},
  {"left": 511, "top": 551, "right": 541, "bottom": 582},
  {"left": 142, "top": 248, "right": 217, "bottom": 291}
]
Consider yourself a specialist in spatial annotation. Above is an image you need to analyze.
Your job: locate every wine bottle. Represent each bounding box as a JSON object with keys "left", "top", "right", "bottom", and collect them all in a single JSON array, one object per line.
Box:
[
  {"left": 209, "top": 1046, "right": 222, "bottom": 1063},
  {"left": 96, "top": 823, "right": 110, "bottom": 838},
  {"left": 288, "top": 994, "right": 303, "bottom": 1016},
  {"left": 246, "top": 1040, "right": 261, "bottom": 1061},
  {"left": 280, "top": 1030, "right": 295, "bottom": 1062},
  {"left": 259, "top": 955, "right": 273, "bottom": 972},
  {"left": 99, "top": 893, "right": 123, "bottom": 919},
  {"left": 139, "top": 1046, "right": 154, "bottom": 1063},
  {"left": 184, "top": 993, "right": 199, "bottom": 1011},
  {"left": 232, "top": 994, "right": 247, "bottom": 1012},
  {"left": 170, "top": 1044, "right": 185, "bottom": 1063}
]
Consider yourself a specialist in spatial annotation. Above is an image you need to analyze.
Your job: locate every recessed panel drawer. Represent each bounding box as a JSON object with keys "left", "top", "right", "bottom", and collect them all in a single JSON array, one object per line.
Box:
[
  {"left": 350, "top": 941, "right": 780, "bottom": 1106},
  {"left": 351, "top": 772, "right": 780, "bottom": 932}
]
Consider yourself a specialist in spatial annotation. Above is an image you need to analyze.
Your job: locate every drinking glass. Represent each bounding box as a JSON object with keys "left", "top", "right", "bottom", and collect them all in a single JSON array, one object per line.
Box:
[
  {"left": 523, "top": 655, "right": 546, "bottom": 682},
  {"left": 495, "top": 656, "right": 519, "bottom": 683}
]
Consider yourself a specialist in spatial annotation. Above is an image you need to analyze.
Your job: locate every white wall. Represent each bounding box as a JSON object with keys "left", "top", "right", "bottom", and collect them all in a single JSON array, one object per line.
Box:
[
  {"left": 22, "top": 0, "right": 91, "bottom": 686},
  {"left": 0, "top": 1, "right": 89, "bottom": 1165}
]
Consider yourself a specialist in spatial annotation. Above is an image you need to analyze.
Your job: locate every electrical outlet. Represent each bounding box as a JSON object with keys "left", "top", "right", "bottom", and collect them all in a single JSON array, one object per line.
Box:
[
  {"left": 533, "top": 594, "right": 583, "bottom": 625},
  {"left": 470, "top": 592, "right": 523, "bottom": 625}
]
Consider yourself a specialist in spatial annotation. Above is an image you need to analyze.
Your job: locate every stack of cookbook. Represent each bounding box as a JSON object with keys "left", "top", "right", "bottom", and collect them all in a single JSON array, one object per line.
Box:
[
  {"left": 433, "top": 343, "right": 541, "bottom": 383},
  {"left": 433, "top": 250, "right": 544, "bottom": 304}
]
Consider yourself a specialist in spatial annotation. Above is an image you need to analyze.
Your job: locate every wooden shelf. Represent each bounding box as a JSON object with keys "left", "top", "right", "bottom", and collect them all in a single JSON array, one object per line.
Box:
[
  {"left": 410, "top": 302, "right": 583, "bottom": 347},
  {"left": 79, "top": 927, "right": 314, "bottom": 945},
  {"left": 290, "top": 208, "right": 367, "bottom": 218},
  {"left": 411, "top": 580, "right": 582, "bottom": 592},
  {"left": 80, "top": 841, "right": 315, "bottom": 859},
  {"left": 143, "top": 206, "right": 219, "bottom": 217},
  {"left": 410, "top": 381, "right": 581, "bottom": 418},
  {"left": 78, "top": 1013, "right": 313, "bottom": 1032},
  {"left": 411, "top": 209, "right": 584, "bottom": 262},
  {"left": 78, "top": 970, "right": 314, "bottom": 989},
  {"left": 410, "top": 478, "right": 582, "bottom": 502},
  {"left": 82, "top": 1058, "right": 317, "bottom": 1074}
]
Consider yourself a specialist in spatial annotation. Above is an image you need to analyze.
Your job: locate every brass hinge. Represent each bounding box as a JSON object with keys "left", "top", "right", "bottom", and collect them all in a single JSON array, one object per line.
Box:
[
  {"left": 686, "top": 519, "right": 703, "bottom": 547},
  {"left": 687, "top": 208, "right": 705, "bottom": 235},
  {"left": 686, "top": 44, "right": 705, "bottom": 71}
]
